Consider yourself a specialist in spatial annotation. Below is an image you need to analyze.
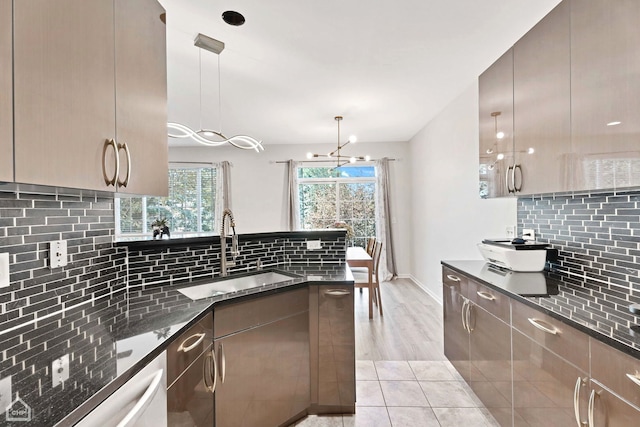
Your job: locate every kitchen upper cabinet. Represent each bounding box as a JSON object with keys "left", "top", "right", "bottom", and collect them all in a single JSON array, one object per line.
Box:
[
  {"left": 513, "top": 0, "right": 571, "bottom": 195},
  {"left": 570, "top": 0, "right": 640, "bottom": 191},
  {"left": 479, "top": 49, "right": 514, "bottom": 198},
  {"left": 12, "top": 0, "right": 168, "bottom": 195},
  {"left": 0, "top": 0, "right": 13, "bottom": 182}
]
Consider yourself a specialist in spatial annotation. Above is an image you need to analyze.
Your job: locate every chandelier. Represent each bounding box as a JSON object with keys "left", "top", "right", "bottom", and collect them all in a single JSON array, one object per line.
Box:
[
  {"left": 306, "top": 116, "right": 370, "bottom": 167},
  {"left": 167, "top": 33, "right": 264, "bottom": 152}
]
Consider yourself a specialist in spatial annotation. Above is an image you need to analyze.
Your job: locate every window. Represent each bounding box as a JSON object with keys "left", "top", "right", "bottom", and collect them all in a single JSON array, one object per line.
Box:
[
  {"left": 116, "top": 165, "right": 218, "bottom": 239},
  {"left": 297, "top": 166, "right": 376, "bottom": 247}
]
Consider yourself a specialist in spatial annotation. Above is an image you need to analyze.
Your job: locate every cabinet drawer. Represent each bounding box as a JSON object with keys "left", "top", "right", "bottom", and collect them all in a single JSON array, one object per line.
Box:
[
  {"left": 468, "top": 279, "right": 510, "bottom": 323},
  {"left": 511, "top": 298, "right": 589, "bottom": 372},
  {"left": 442, "top": 266, "right": 468, "bottom": 296},
  {"left": 591, "top": 338, "right": 640, "bottom": 408},
  {"left": 214, "top": 287, "right": 308, "bottom": 338},
  {"left": 167, "top": 312, "right": 213, "bottom": 386}
]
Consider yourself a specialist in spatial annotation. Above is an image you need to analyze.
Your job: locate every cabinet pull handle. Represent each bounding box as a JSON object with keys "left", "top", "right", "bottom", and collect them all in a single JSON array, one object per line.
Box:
[
  {"left": 177, "top": 332, "right": 205, "bottom": 353},
  {"left": 466, "top": 302, "right": 474, "bottom": 333},
  {"left": 476, "top": 291, "right": 496, "bottom": 301},
  {"left": 324, "top": 289, "right": 351, "bottom": 297},
  {"left": 527, "top": 317, "right": 559, "bottom": 335},
  {"left": 104, "top": 139, "right": 120, "bottom": 186},
  {"left": 461, "top": 299, "right": 469, "bottom": 333},
  {"left": 514, "top": 164, "right": 523, "bottom": 192},
  {"left": 573, "top": 377, "right": 587, "bottom": 427},
  {"left": 203, "top": 348, "right": 217, "bottom": 393},
  {"left": 587, "top": 389, "right": 600, "bottom": 427},
  {"left": 219, "top": 343, "right": 226, "bottom": 384},
  {"left": 506, "top": 165, "right": 514, "bottom": 194},
  {"left": 115, "top": 369, "right": 163, "bottom": 427},
  {"left": 625, "top": 372, "right": 640, "bottom": 388},
  {"left": 446, "top": 274, "right": 461, "bottom": 282},
  {"left": 117, "top": 141, "right": 131, "bottom": 188}
]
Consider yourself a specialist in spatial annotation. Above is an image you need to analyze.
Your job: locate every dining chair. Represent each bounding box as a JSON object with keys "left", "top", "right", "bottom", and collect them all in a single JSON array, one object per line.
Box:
[
  {"left": 353, "top": 241, "right": 383, "bottom": 317},
  {"left": 365, "top": 237, "right": 376, "bottom": 256}
]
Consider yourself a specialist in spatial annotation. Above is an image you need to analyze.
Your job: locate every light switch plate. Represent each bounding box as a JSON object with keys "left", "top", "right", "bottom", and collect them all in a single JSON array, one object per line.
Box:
[
  {"left": 0, "top": 253, "right": 9, "bottom": 288},
  {"left": 49, "top": 240, "right": 68, "bottom": 269},
  {"left": 306, "top": 240, "right": 322, "bottom": 250},
  {"left": 0, "top": 376, "right": 11, "bottom": 415},
  {"left": 52, "top": 354, "right": 70, "bottom": 387}
]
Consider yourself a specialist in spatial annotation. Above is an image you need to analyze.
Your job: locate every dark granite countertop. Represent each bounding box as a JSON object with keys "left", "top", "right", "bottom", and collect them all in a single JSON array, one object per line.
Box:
[
  {"left": 0, "top": 263, "right": 352, "bottom": 427},
  {"left": 442, "top": 260, "right": 640, "bottom": 360}
]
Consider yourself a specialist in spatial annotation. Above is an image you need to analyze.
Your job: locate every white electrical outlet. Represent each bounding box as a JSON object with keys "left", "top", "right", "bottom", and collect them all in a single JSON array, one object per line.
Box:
[
  {"left": 49, "top": 240, "right": 68, "bottom": 269},
  {"left": 522, "top": 228, "right": 536, "bottom": 241},
  {"left": 52, "top": 354, "right": 70, "bottom": 387},
  {"left": 0, "top": 376, "right": 11, "bottom": 415},
  {"left": 306, "top": 240, "right": 322, "bottom": 250},
  {"left": 0, "top": 252, "right": 9, "bottom": 288},
  {"left": 505, "top": 226, "right": 515, "bottom": 237}
]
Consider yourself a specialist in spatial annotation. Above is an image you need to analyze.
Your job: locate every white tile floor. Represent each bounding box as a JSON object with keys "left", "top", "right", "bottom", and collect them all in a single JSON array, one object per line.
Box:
[{"left": 294, "top": 360, "right": 499, "bottom": 427}]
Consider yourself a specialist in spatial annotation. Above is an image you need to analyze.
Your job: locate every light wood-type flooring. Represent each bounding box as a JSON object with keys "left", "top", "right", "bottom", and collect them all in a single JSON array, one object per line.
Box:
[{"left": 294, "top": 278, "right": 499, "bottom": 427}]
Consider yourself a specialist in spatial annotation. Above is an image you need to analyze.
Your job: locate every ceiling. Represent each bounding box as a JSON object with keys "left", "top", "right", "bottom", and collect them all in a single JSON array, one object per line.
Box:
[{"left": 161, "top": 0, "right": 561, "bottom": 147}]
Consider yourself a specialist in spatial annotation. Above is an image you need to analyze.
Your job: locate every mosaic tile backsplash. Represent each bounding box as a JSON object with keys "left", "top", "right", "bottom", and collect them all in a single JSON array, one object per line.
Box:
[{"left": 518, "top": 189, "right": 640, "bottom": 293}]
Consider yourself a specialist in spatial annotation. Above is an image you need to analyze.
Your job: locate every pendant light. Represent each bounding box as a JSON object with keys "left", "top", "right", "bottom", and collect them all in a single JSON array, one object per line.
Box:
[
  {"left": 167, "top": 33, "right": 264, "bottom": 152},
  {"left": 306, "top": 116, "right": 370, "bottom": 167}
]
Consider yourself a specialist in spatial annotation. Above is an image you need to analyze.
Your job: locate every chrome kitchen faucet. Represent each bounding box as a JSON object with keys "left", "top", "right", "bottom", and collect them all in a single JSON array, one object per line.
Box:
[{"left": 220, "top": 209, "right": 239, "bottom": 276}]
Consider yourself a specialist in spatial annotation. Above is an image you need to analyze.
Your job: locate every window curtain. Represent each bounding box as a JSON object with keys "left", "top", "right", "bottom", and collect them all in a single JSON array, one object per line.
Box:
[
  {"left": 285, "top": 159, "right": 300, "bottom": 230},
  {"left": 375, "top": 157, "right": 397, "bottom": 281},
  {"left": 215, "top": 160, "right": 232, "bottom": 233}
]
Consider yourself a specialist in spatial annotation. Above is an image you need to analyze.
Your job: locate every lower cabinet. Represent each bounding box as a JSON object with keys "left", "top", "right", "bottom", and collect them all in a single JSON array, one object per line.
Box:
[
  {"left": 442, "top": 266, "right": 640, "bottom": 427},
  {"left": 213, "top": 287, "right": 310, "bottom": 427},
  {"left": 309, "top": 285, "right": 355, "bottom": 414}
]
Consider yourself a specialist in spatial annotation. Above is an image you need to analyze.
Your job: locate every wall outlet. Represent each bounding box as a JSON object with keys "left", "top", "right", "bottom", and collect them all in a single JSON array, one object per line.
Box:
[
  {"left": 52, "top": 354, "right": 70, "bottom": 387},
  {"left": 0, "top": 376, "right": 11, "bottom": 415},
  {"left": 522, "top": 228, "right": 536, "bottom": 241},
  {"left": 306, "top": 240, "right": 322, "bottom": 250},
  {"left": 49, "top": 240, "right": 68, "bottom": 269},
  {"left": 0, "top": 253, "right": 9, "bottom": 288}
]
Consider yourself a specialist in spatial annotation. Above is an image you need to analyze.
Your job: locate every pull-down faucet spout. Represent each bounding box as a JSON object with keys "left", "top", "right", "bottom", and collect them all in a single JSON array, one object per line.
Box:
[{"left": 220, "top": 209, "right": 238, "bottom": 277}]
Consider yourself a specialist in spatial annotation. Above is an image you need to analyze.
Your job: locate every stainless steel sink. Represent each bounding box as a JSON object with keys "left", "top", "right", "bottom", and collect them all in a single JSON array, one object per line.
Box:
[{"left": 176, "top": 271, "right": 298, "bottom": 300}]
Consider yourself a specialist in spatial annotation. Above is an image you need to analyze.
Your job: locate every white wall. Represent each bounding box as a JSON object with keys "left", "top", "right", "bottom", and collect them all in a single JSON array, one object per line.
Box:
[
  {"left": 169, "top": 141, "right": 412, "bottom": 275},
  {"left": 409, "top": 81, "right": 517, "bottom": 302}
]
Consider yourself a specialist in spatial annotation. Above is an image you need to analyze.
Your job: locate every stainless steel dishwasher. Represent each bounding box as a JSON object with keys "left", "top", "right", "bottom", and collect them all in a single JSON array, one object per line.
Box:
[{"left": 75, "top": 351, "right": 167, "bottom": 427}]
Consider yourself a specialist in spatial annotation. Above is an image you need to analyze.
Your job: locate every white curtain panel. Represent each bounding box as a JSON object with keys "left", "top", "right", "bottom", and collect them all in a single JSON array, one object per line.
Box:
[
  {"left": 375, "top": 158, "right": 397, "bottom": 281},
  {"left": 286, "top": 160, "right": 300, "bottom": 230}
]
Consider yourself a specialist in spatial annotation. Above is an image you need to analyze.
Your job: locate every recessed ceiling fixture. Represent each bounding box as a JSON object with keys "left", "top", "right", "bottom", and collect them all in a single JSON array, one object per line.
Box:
[
  {"left": 167, "top": 33, "right": 263, "bottom": 152},
  {"left": 222, "top": 10, "right": 245, "bottom": 26},
  {"left": 306, "top": 116, "right": 370, "bottom": 168}
]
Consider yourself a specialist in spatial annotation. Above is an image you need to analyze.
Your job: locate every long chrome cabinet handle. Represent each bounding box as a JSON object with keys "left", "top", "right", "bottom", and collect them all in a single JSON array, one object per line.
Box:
[
  {"left": 177, "top": 333, "right": 205, "bottom": 353},
  {"left": 527, "top": 317, "right": 559, "bottom": 335},
  {"left": 220, "top": 343, "right": 226, "bottom": 384},
  {"left": 514, "top": 164, "right": 522, "bottom": 192},
  {"left": 104, "top": 139, "right": 120, "bottom": 186},
  {"left": 476, "top": 291, "right": 496, "bottom": 301},
  {"left": 506, "top": 165, "right": 514, "bottom": 194},
  {"left": 117, "top": 141, "right": 131, "bottom": 187},
  {"left": 587, "top": 389, "right": 599, "bottom": 427},
  {"left": 446, "top": 274, "right": 461, "bottom": 282},
  {"left": 466, "top": 303, "right": 474, "bottom": 333},
  {"left": 461, "top": 300, "right": 469, "bottom": 333},
  {"left": 115, "top": 369, "right": 164, "bottom": 427},
  {"left": 573, "top": 377, "right": 588, "bottom": 427},
  {"left": 324, "top": 289, "right": 351, "bottom": 297},
  {"left": 625, "top": 372, "right": 640, "bottom": 387},
  {"left": 203, "top": 348, "right": 217, "bottom": 393}
]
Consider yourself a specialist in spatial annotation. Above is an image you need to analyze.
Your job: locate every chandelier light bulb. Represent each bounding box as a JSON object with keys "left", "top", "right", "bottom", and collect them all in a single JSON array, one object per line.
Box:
[
  {"left": 496, "top": 131, "right": 505, "bottom": 139},
  {"left": 306, "top": 152, "right": 313, "bottom": 159},
  {"left": 497, "top": 153, "right": 505, "bottom": 160},
  {"left": 528, "top": 147, "right": 535, "bottom": 154},
  {"left": 349, "top": 157, "right": 356, "bottom": 163},
  {"left": 365, "top": 155, "right": 371, "bottom": 161},
  {"left": 348, "top": 135, "right": 357, "bottom": 143}
]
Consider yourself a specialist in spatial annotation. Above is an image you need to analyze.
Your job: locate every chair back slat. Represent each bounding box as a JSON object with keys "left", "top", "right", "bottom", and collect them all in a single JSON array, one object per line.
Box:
[
  {"left": 365, "top": 237, "right": 376, "bottom": 256},
  {"left": 372, "top": 241, "right": 383, "bottom": 276}
]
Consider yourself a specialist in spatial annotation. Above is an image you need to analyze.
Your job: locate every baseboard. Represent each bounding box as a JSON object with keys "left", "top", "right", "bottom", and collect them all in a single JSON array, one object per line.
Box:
[{"left": 407, "top": 275, "right": 443, "bottom": 305}]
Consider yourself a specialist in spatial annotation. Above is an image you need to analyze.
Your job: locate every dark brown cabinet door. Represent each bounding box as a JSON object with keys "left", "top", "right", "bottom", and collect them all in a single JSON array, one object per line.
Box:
[
  {"left": 0, "top": 0, "right": 12, "bottom": 183},
  {"left": 513, "top": 0, "right": 571, "bottom": 194},
  {"left": 167, "top": 345, "right": 215, "bottom": 427},
  {"left": 443, "top": 281, "right": 470, "bottom": 382},
  {"left": 570, "top": 0, "right": 640, "bottom": 191},
  {"left": 512, "top": 329, "right": 589, "bottom": 426},
  {"left": 316, "top": 285, "right": 355, "bottom": 412},
  {"left": 214, "top": 311, "right": 310, "bottom": 427},
  {"left": 479, "top": 49, "right": 514, "bottom": 198},
  {"left": 468, "top": 303, "right": 512, "bottom": 426}
]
